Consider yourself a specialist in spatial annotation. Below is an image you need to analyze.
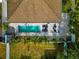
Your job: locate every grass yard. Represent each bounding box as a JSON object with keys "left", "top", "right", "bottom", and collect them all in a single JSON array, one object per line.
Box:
[
  {"left": 0, "top": 43, "right": 6, "bottom": 59},
  {"left": 10, "top": 36, "right": 64, "bottom": 59},
  {"left": 10, "top": 41, "right": 57, "bottom": 59},
  {"left": 10, "top": 37, "right": 79, "bottom": 59}
]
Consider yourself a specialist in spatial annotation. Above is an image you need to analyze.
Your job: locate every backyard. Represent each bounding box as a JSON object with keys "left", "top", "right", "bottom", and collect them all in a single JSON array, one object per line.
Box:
[
  {"left": 6, "top": 0, "right": 79, "bottom": 58},
  {"left": 10, "top": 36, "right": 79, "bottom": 59},
  {"left": 0, "top": 0, "right": 79, "bottom": 59},
  {"left": 10, "top": 37, "right": 64, "bottom": 59},
  {"left": 10, "top": 41, "right": 56, "bottom": 59}
]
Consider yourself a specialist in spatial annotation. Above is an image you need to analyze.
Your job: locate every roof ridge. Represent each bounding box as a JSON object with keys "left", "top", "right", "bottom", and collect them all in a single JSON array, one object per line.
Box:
[
  {"left": 43, "top": 0, "right": 61, "bottom": 20},
  {"left": 8, "top": 0, "right": 61, "bottom": 23},
  {"left": 40, "top": 0, "right": 59, "bottom": 20},
  {"left": 9, "top": 0, "right": 26, "bottom": 19}
]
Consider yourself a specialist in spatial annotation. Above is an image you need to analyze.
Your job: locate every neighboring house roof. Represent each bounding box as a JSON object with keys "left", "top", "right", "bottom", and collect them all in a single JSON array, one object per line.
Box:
[{"left": 8, "top": 0, "right": 61, "bottom": 23}]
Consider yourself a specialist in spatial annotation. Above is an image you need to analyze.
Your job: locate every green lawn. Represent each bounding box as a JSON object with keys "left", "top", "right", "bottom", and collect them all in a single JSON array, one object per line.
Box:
[
  {"left": 10, "top": 37, "right": 79, "bottom": 59},
  {"left": 10, "top": 37, "right": 64, "bottom": 59},
  {"left": 10, "top": 41, "right": 57, "bottom": 59}
]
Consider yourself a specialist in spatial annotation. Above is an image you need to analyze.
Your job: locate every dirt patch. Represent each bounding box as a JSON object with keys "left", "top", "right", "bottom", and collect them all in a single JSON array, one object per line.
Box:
[{"left": 0, "top": 44, "right": 6, "bottom": 59}]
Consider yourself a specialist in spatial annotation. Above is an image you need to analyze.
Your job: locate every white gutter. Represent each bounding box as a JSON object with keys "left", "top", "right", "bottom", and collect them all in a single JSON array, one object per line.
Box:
[
  {"left": 2, "top": 0, "right": 7, "bottom": 23},
  {"left": 6, "top": 43, "right": 10, "bottom": 59},
  {"left": 5, "top": 35, "right": 10, "bottom": 59}
]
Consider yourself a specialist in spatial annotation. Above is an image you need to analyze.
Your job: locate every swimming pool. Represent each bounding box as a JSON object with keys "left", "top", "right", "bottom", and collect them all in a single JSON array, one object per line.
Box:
[{"left": 18, "top": 25, "right": 40, "bottom": 32}]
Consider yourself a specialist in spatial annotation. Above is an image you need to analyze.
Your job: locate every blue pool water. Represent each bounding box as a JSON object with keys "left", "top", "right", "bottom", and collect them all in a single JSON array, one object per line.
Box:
[{"left": 18, "top": 25, "right": 40, "bottom": 32}]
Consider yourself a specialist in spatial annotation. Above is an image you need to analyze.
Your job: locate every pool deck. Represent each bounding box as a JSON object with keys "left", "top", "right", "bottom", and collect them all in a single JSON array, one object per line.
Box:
[{"left": 9, "top": 23, "right": 59, "bottom": 36}]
